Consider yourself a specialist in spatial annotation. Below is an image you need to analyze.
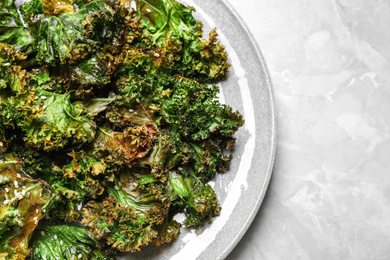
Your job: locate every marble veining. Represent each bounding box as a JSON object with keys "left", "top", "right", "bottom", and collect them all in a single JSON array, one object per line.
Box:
[{"left": 225, "top": 0, "right": 390, "bottom": 259}]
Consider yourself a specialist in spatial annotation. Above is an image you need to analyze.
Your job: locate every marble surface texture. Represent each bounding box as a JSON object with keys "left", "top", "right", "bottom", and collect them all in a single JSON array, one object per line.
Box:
[{"left": 225, "top": 0, "right": 390, "bottom": 259}]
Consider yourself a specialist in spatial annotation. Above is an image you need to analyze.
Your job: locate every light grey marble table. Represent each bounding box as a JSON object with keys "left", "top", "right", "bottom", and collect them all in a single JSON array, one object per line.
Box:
[{"left": 225, "top": 0, "right": 390, "bottom": 259}]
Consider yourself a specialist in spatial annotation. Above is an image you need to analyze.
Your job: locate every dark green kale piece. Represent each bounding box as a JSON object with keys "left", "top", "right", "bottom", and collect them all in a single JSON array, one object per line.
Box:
[
  {"left": 136, "top": 0, "right": 231, "bottom": 82},
  {"left": 168, "top": 168, "right": 220, "bottom": 227},
  {"left": 29, "top": 225, "right": 115, "bottom": 260}
]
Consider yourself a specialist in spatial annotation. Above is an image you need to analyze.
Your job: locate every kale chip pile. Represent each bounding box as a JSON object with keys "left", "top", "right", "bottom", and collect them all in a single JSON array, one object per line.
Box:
[{"left": 0, "top": 0, "right": 244, "bottom": 259}]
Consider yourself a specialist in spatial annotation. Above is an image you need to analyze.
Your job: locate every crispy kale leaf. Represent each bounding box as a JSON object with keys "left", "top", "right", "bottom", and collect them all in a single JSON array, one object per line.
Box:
[
  {"left": 0, "top": 43, "right": 27, "bottom": 93},
  {"left": 81, "top": 171, "right": 179, "bottom": 252},
  {"left": 168, "top": 168, "right": 220, "bottom": 227},
  {"left": 24, "top": 90, "right": 97, "bottom": 150},
  {"left": 136, "top": 0, "right": 200, "bottom": 45},
  {"left": 136, "top": 0, "right": 230, "bottom": 82},
  {"left": 29, "top": 225, "right": 114, "bottom": 260},
  {"left": 20, "top": 0, "right": 44, "bottom": 25},
  {"left": 2, "top": 88, "right": 98, "bottom": 151},
  {"left": 93, "top": 124, "right": 157, "bottom": 166},
  {"left": 0, "top": 154, "right": 54, "bottom": 259},
  {"left": 0, "top": 0, "right": 35, "bottom": 55},
  {"left": 32, "top": 0, "right": 116, "bottom": 66},
  {"left": 82, "top": 196, "right": 159, "bottom": 253}
]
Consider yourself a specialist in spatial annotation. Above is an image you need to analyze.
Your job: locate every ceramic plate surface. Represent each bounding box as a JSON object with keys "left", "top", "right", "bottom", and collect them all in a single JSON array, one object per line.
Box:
[{"left": 121, "top": 0, "right": 276, "bottom": 259}]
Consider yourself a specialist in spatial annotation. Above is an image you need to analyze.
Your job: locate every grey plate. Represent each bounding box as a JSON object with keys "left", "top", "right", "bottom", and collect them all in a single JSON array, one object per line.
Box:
[{"left": 122, "top": 0, "right": 276, "bottom": 259}]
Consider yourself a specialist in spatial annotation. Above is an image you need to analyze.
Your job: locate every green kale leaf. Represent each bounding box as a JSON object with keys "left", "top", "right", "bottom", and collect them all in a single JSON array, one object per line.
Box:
[
  {"left": 0, "top": 154, "right": 54, "bottom": 259},
  {"left": 29, "top": 225, "right": 115, "bottom": 260},
  {"left": 136, "top": 0, "right": 230, "bottom": 82},
  {"left": 168, "top": 168, "right": 220, "bottom": 227}
]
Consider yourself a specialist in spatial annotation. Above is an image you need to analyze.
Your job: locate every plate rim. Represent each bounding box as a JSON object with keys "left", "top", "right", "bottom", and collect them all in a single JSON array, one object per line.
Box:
[{"left": 217, "top": 0, "right": 277, "bottom": 258}]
